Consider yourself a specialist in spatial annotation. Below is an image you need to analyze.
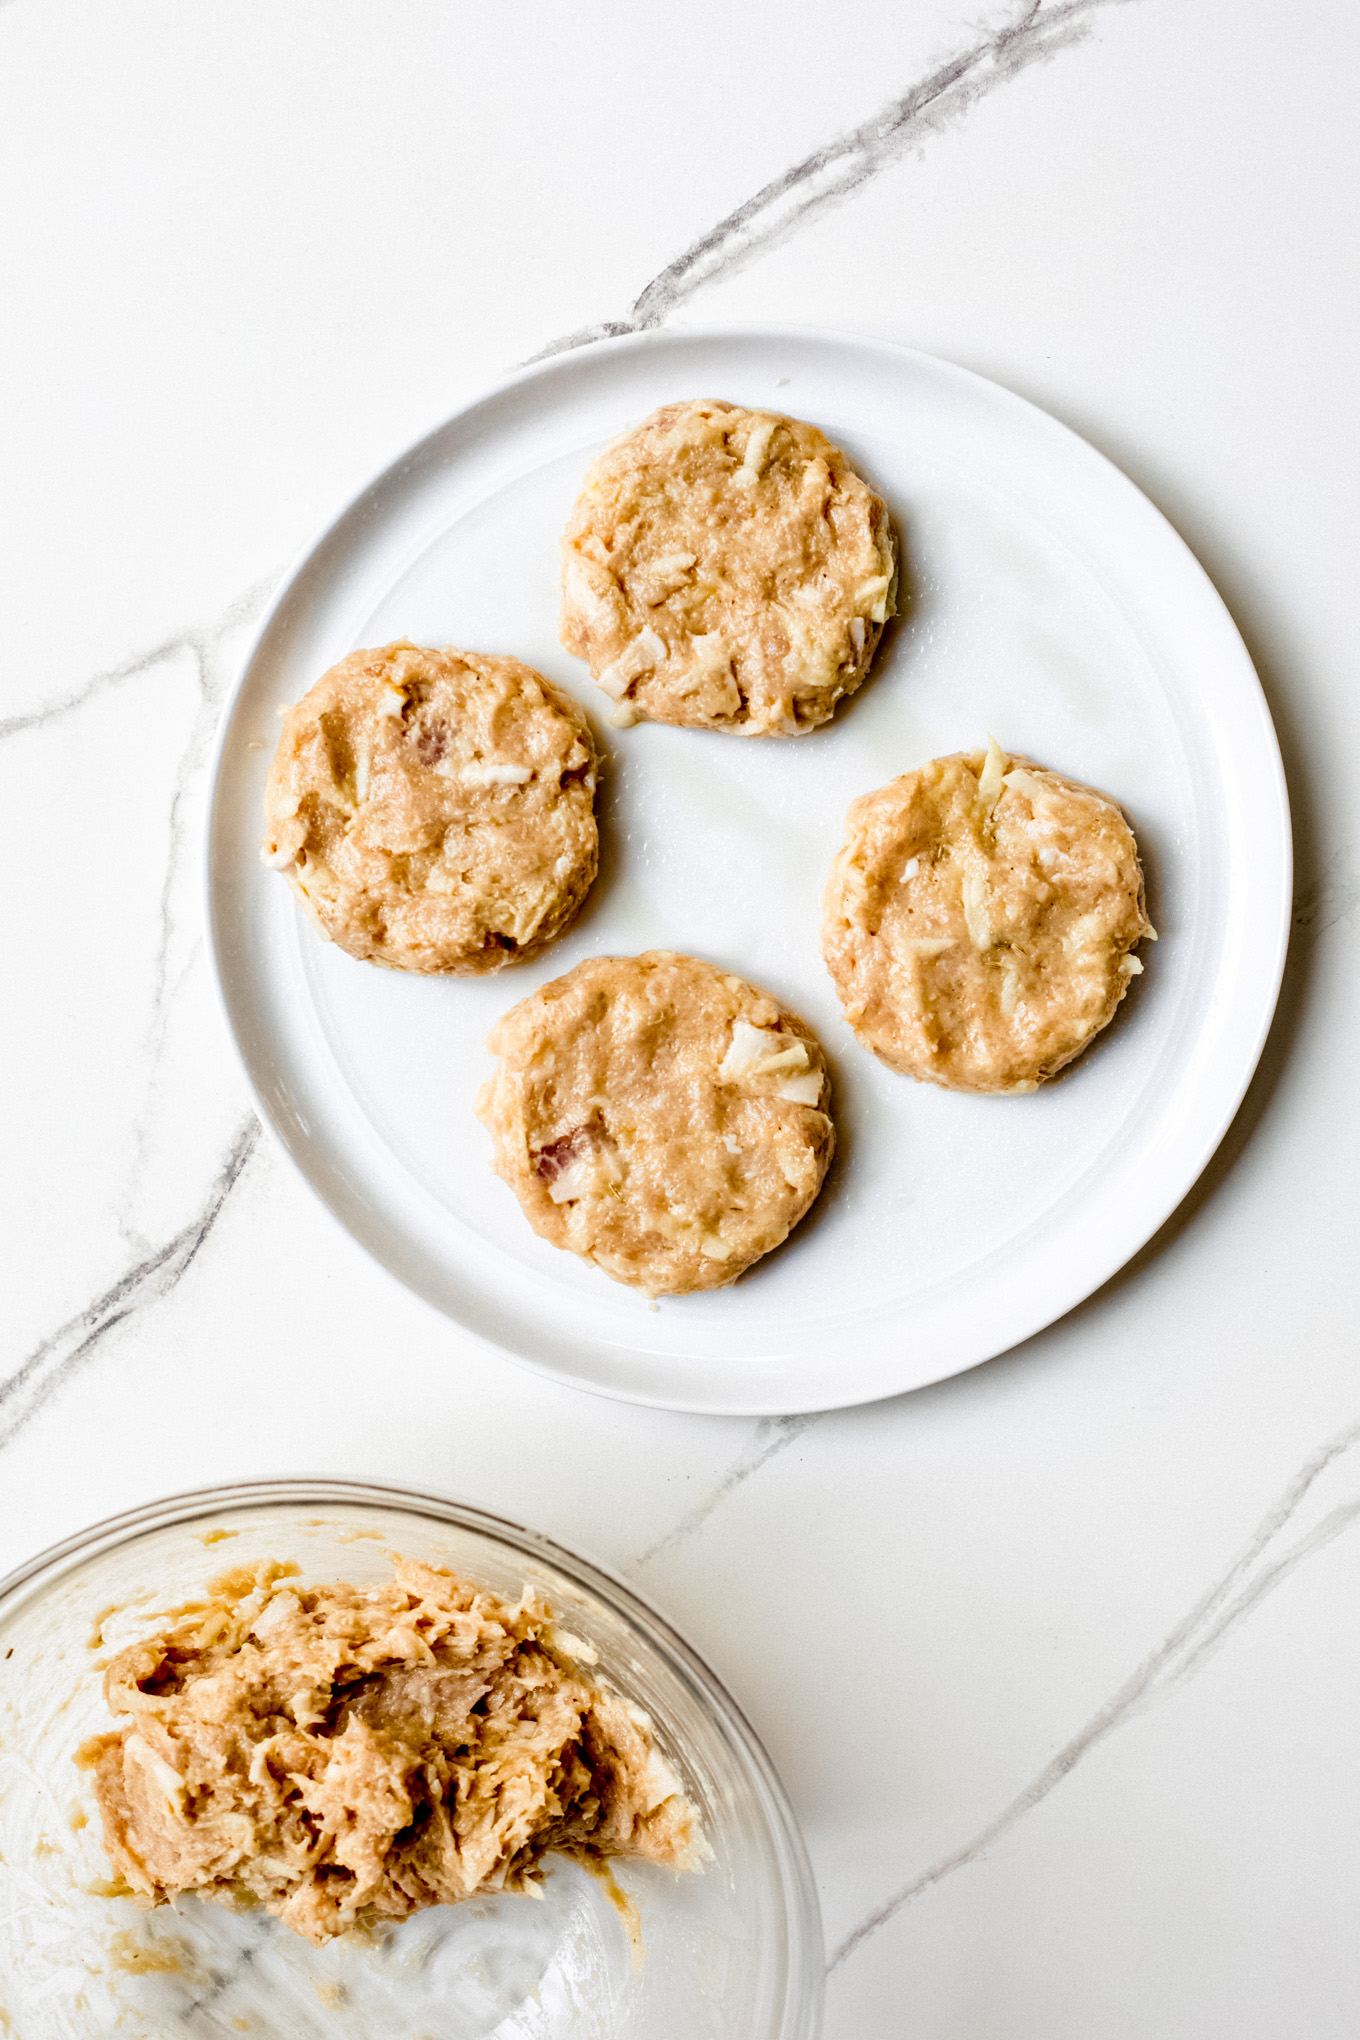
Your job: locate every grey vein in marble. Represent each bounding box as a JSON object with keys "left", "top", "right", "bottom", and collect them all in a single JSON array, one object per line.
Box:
[
  {"left": 1292, "top": 852, "right": 1360, "bottom": 943},
  {"left": 120, "top": 577, "right": 278, "bottom": 1239},
  {"left": 0, "top": 574, "right": 278, "bottom": 1464},
  {"left": 0, "top": 631, "right": 192, "bottom": 746},
  {"left": 830, "top": 1413, "right": 1360, "bottom": 1968},
  {"left": 0, "top": 575, "right": 271, "bottom": 749},
  {"left": 0, "top": 1119, "right": 259, "bottom": 1450},
  {"left": 533, "top": 0, "right": 1138, "bottom": 362},
  {"left": 632, "top": 1415, "right": 819, "bottom": 1569}
]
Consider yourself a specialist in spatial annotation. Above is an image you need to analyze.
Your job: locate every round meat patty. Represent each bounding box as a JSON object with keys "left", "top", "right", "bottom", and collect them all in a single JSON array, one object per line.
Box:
[
  {"left": 559, "top": 399, "right": 897, "bottom": 736},
  {"left": 822, "top": 742, "right": 1152, "bottom": 1093},
  {"left": 261, "top": 641, "right": 600, "bottom": 974},
  {"left": 478, "top": 951, "right": 836, "bottom": 1296}
]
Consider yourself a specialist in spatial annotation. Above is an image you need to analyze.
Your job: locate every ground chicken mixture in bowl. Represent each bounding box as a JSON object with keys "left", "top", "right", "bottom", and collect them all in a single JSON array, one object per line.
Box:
[{"left": 0, "top": 1481, "right": 821, "bottom": 2040}]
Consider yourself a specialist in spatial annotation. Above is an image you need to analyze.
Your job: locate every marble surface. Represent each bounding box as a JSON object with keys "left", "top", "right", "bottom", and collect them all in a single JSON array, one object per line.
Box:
[{"left": 2, "top": 1, "right": 1358, "bottom": 2032}]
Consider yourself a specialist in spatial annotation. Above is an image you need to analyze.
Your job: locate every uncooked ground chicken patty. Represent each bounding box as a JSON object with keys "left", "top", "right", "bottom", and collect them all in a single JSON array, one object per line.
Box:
[
  {"left": 822, "top": 743, "right": 1152, "bottom": 1094},
  {"left": 261, "top": 641, "right": 600, "bottom": 974},
  {"left": 560, "top": 399, "right": 897, "bottom": 736},
  {"left": 81, "top": 1558, "right": 699, "bottom": 1946},
  {"left": 478, "top": 951, "right": 835, "bottom": 1295}
]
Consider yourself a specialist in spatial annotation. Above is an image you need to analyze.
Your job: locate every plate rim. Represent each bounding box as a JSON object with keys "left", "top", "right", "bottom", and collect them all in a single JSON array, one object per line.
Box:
[{"left": 203, "top": 322, "right": 1293, "bottom": 1415}]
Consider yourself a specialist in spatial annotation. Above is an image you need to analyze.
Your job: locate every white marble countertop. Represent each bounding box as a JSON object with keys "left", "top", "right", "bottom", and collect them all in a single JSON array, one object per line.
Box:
[{"left": 3, "top": 2, "right": 1358, "bottom": 2032}]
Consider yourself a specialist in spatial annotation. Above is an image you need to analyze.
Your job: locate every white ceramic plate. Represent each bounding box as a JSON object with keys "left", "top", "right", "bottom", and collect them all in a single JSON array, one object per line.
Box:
[{"left": 206, "top": 327, "right": 1290, "bottom": 1415}]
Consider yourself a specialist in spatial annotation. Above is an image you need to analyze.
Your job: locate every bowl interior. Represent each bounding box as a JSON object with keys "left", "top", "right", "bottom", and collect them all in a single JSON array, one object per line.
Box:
[{"left": 0, "top": 1487, "right": 821, "bottom": 2039}]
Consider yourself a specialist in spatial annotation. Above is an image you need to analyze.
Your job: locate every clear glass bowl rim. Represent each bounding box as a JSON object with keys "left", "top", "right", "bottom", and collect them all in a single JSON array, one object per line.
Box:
[{"left": 0, "top": 1474, "right": 825, "bottom": 2034}]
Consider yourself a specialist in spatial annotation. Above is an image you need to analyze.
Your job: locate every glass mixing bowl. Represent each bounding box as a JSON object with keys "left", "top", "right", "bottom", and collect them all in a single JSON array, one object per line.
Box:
[{"left": 0, "top": 1479, "right": 822, "bottom": 2039}]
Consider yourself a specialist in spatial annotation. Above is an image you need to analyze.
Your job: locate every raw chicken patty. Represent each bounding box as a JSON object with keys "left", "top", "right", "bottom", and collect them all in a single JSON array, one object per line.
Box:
[
  {"left": 822, "top": 743, "right": 1152, "bottom": 1093},
  {"left": 262, "top": 641, "right": 599, "bottom": 974},
  {"left": 560, "top": 399, "right": 897, "bottom": 736},
  {"left": 478, "top": 950, "right": 835, "bottom": 1294}
]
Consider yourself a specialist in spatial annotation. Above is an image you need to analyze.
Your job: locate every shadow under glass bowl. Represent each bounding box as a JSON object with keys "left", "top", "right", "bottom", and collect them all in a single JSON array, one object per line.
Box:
[{"left": 0, "top": 1479, "right": 823, "bottom": 2040}]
